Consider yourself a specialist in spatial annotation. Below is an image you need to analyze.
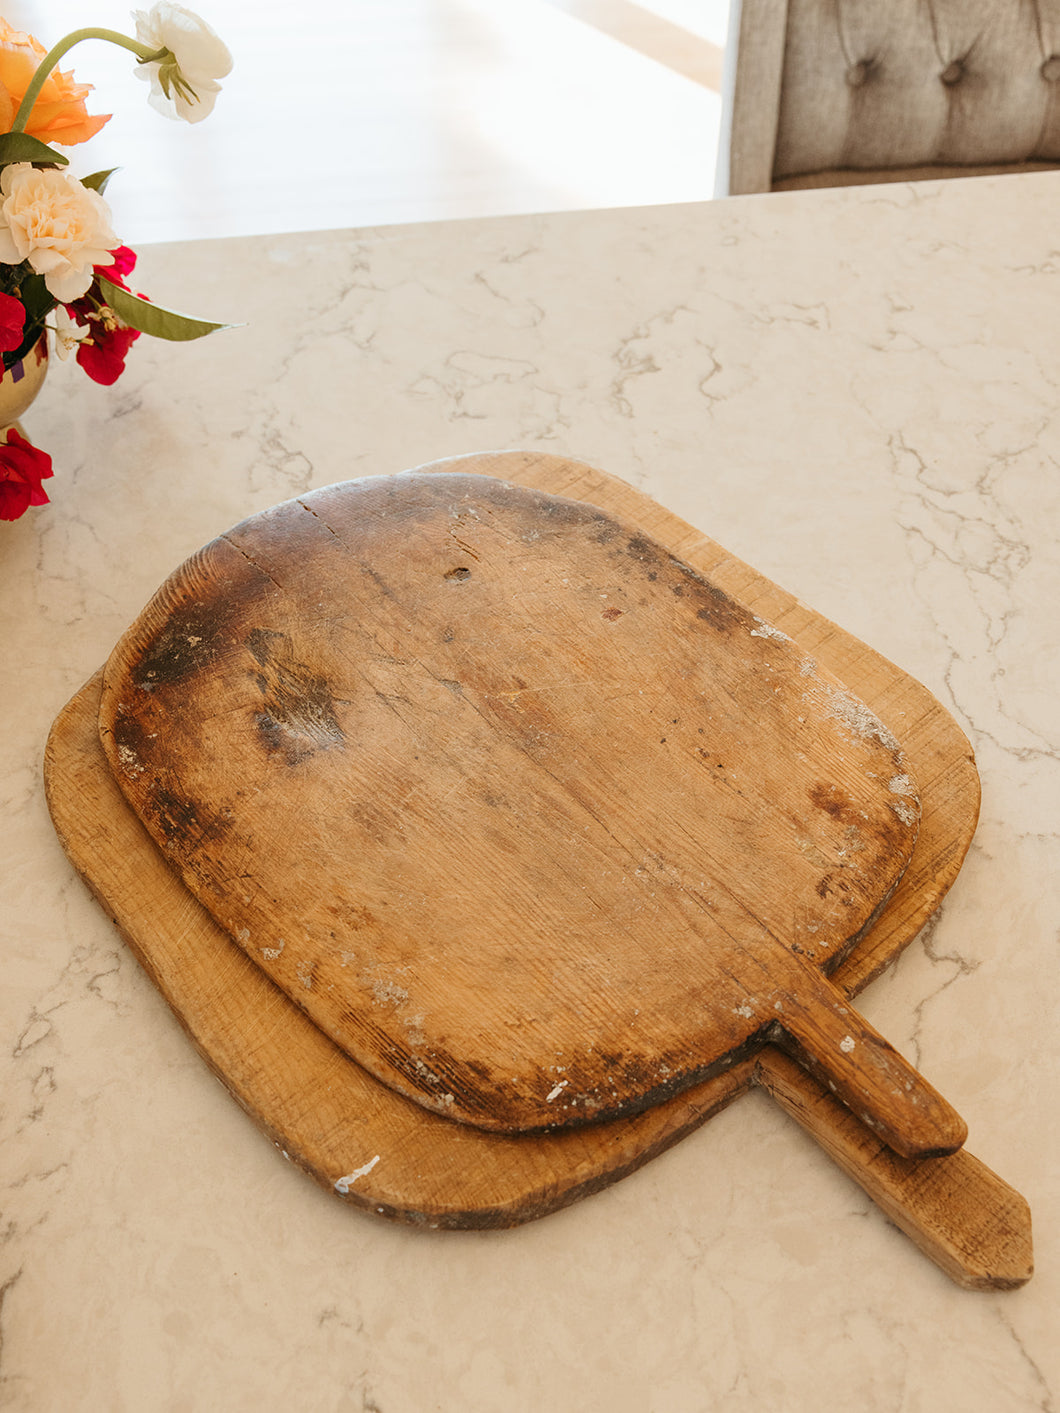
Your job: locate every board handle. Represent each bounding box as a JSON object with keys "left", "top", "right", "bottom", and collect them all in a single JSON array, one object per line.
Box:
[
  {"left": 756, "top": 1048, "right": 1033, "bottom": 1289},
  {"left": 767, "top": 963, "right": 967, "bottom": 1160}
]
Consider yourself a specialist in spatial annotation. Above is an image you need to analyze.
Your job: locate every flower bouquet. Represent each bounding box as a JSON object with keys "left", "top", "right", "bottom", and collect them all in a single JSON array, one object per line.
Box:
[{"left": 0, "top": 3, "right": 232, "bottom": 520}]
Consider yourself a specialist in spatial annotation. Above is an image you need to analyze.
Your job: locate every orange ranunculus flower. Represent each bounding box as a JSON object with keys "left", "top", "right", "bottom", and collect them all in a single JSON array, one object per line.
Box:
[{"left": 0, "top": 19, "right": 110, "bottom": 146}]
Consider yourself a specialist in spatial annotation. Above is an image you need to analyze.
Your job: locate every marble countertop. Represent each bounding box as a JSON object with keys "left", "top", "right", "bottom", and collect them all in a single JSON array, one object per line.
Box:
[{"left": 2, "top": 173, "right": 1057, "bottom": 1412}]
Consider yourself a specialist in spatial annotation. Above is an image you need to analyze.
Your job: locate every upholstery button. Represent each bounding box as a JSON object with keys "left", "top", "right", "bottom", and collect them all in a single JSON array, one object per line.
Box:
[
  {"left": 940, "top": 60, "right": 964, "bottom": 85},
  {"left": 1041, "top": 55, "right": 1060, "bottom": 81},
  {"left": 847, "top": 60, "right": 870, "bottom": 86}
]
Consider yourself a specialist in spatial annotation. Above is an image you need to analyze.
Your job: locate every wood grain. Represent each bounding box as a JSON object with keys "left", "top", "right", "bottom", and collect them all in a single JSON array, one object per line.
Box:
[
  {"left": 45, "top": 452, "right": 1029, "bottom": 1286},
  {"left": 757, "top": 1049, "right": 1033, "bottom": 1290},
  {"left": 96, "top": 470, "right": 959, "bottom": 1155}
]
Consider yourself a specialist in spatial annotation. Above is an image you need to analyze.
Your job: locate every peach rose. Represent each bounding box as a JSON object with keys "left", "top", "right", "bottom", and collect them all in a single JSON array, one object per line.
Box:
[
  {"left": 0, "top": 19, "right": 110, "bottom": 146},
  {"left": 0, "top": 163, "right": 119, "bottom": 302}
]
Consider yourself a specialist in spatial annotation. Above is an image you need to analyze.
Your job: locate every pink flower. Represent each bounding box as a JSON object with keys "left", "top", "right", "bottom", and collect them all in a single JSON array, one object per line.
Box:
[
  {"left": 0, "top": 427, "right": 53, "bottom": 520},
  {"left": 0, "top": 290, "right": 25, "bottom": 353}
]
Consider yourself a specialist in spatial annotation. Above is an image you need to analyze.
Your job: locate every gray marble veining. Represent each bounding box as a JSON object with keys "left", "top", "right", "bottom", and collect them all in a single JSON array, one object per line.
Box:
[{"left": 1, "top": 173, "right": 1057, "bottom": 1412}]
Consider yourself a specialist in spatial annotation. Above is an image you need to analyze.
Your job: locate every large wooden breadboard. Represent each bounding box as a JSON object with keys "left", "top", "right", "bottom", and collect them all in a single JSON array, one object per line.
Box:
[{"left": 44, "top": 452, "right": 1031, "bottom": 1288}]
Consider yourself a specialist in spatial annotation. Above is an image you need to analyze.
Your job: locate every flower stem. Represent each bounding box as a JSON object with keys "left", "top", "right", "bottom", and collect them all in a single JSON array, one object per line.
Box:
[{"left": 11, "top": 28, "right": 168, "bottom": 135}]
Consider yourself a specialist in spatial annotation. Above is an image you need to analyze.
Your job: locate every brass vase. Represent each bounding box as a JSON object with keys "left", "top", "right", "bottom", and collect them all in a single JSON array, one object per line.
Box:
[{"left": 0, "top": 335, "right": 49, "bottom": 441}]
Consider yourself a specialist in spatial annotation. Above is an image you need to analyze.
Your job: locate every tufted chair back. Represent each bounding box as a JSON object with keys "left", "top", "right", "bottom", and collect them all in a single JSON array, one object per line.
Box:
[{"left": 717, "top": 0, "right": 1060, "bottom": 194}]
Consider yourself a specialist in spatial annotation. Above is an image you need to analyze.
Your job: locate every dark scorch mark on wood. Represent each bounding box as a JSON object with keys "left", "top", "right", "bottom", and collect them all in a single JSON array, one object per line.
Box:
[
  {"left": 131, "top": 600, "right": 227, "bottom": 691},
  {"left": 809, "top": 781, "right": 866, "bottom": 827},
  {"left": 246, "top": 627, "right": 345, "bottom": 765}
]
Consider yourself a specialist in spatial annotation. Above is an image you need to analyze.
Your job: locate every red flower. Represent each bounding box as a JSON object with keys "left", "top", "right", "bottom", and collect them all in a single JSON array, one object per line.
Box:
[
  {"left": 64, "top": 246, "right": 144, "bottom": 385},
  {"left": 0, "top": 291, "right": 25, "bottom": 354},
  {"left": 102, "top": 245, "right": 137, "bottom": 282},
  {"left": 75, "top": 319, "right": 140, "bottom": 385},
  {"left": 0, "top": 428, "right": 53, "bottom": 520}
]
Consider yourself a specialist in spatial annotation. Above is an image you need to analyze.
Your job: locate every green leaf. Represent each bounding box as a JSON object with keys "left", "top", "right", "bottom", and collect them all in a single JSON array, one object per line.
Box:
[
  {"left": 98, "top": 275, "right": 235, "bottom": 342},
  {"left": 81, "top": 168, "right": 120, "bottom": 194},
  {"left": 0, "top": 132, "right": 68, "bottom": 167},
  {"left": 19, "top": 272, "right": 53, "bottom": 326}
]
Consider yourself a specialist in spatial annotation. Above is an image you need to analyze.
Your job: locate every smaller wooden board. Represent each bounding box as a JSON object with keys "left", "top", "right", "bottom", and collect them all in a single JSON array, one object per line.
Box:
[{"left": 95, "top": 470, "right": 961, "bottom": 1156}]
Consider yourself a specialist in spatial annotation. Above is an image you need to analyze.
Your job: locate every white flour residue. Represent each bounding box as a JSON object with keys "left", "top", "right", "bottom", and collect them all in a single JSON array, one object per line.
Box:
[
  {"left": 891, "top": 799, "right": 918, "bottom": 826},
  {"left": 807, "top": 682, "right": 902, "bottom": 753},
  {"left": 412, "top": 1058, "right": 451, "bottom": 1106},
  {"left": 261, "top": 940, "right": 284, "bottom": 961},
  {"left": 116, "top": 744, "right": 144, "bottom": 777},
  {"left": 334, "top": 1155, "right": 381, "bottom": 1194},
  {"left": 546, "top": 1079, "right": 569, "bottom": 1103},
  {"left": 750, "top": 616, "right": 791, "bottom": 643},
  {"left": 372, "top": 979, "right": 409, "bottom": 1007},
  {"left": 403, "top": 1013, "right": 427, "bottom": 1046},
  {"left": 889, "top": 773, "right": 916, "bottom": 796},
  {"left": 839, "top": 1035, "right": 856, "bottom": 1054}
]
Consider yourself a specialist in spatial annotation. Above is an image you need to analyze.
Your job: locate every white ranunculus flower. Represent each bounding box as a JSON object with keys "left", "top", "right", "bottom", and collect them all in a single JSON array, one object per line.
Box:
[
  {"left": 133, "top": 3, "right": 233, "bottom": 123},
  {"left": 0, "top": 164, "right": 120, "bottom": 303}
]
